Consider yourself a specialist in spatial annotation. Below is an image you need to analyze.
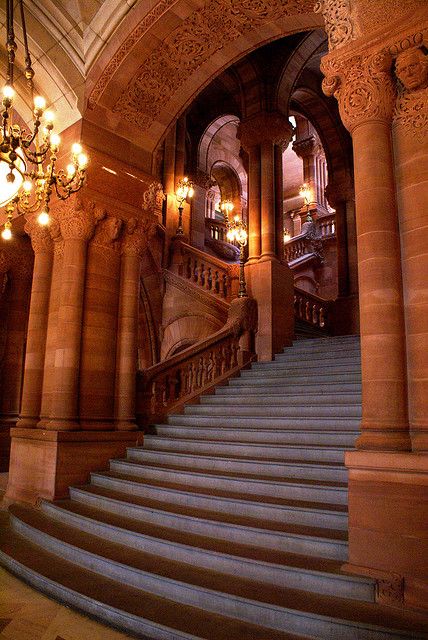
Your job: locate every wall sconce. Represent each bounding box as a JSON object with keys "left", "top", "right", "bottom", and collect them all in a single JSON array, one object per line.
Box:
[
  {"left": 226, "top": 214, "right": 248, "bottom": 298},
  {"left": 299, "top": 183, "right": 313, "bottom": 222},
  {"left": 283, "top": 229, "right": 291, "bottom": 243}
]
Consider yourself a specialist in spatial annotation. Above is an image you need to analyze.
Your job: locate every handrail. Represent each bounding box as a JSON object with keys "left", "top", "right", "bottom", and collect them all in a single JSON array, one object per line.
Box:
[
  {"left": 294, "top": 286, "right": 332, "bottom": 331},
  {"left": 137, "top": 297, "right": 257, "bottom": 425},
  {"left": 171, "top": 239, "right": 239, "bottom": 301}
]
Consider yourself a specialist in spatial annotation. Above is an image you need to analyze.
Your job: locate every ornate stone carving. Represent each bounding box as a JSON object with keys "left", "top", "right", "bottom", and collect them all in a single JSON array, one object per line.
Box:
[
  {"left": 321, "top": 50, "right": 395, "bottom": 132},
  {"left": 24, "top": 216, "right": 53, "bottom": 254},
  {"left": 376, "top": 576, "right": 404, "bottom": 606},
  {"left": 394, "top": 46, "right": 428, "bottom": 141},
  {"left": 122, "top": 215, "right": 157, "bottom": 257},
  {"left": 194, "top": 170, "right": 215, "bottom": 190},
  {"left": 113, "top": 0, "right": 312, "bottom": 131},
  {"left": 238, "top": 112, "right": 294, "bottom": 151},
  {"left": 292, "top": 135, "right": 323, "bottom": 159},
  {"left": 226, "top": 296, "right": 258, "bottom": 337},
  {"left": 142, "top": 182, "right": 166, "bottom": 213},
  {"left": 56, "top": 198, "right": 97, "bottom": 242},
  {"left": 314, "top": 0, "right": 357, "bottom": 51},
  {"left": 92, "top": 215, "right": 124, "bottom": 251}
]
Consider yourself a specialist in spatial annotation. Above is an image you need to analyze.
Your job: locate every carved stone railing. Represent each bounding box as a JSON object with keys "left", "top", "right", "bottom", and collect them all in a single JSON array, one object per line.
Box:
[
  {"left": 205, "top": 217, "right": 228, "bottom": 243},
  {"left": 171, "top": 240, "right": 239, "bottom": 301},
  {"left": 284, "top": 236, "right": 313, "bottom": 263},
  {"left": 294, "top": 286, "right": 332, "bottom": 331},
  {"left": 318, "top": 213, "right": 336, "bottom": 238},
  {"left": 137, "top": 297, "right": 257, "bottom": 425}
]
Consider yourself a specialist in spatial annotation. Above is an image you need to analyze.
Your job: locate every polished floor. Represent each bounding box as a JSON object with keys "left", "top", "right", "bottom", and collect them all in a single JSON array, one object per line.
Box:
[{"left": 0, "top": 474, "right": 133, "bottom": 640}]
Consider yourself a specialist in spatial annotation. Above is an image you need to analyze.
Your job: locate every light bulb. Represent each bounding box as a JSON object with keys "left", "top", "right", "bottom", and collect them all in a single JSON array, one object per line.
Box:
[
  {"left": 71, "top": 143, "right": 82, "bottom": 155},
  {"left": 44, "top": 111, "right": 55, "bottom": 123},
  {"left": 37, "top": 211, "right": 50, "bottom": 225},
  {"left": 77, "top": 153, "right": 88, "bottom": 168},
  {"left": 22, "top": 180, "right": 32, "bottom": 193},
  {"left": 188, "top": 186, "right": 194, "bottom": 198},
  {"left": 50, "top": 133, "right": 61, "bottom": 148},
  {"left": 67, "top": 163, "right": 76, "bottom": 176},
  {"left": 1, "top": 226, "right": 12, "bottom": 240},
  {"left": 2, "top": 85, "right": 14, "bottom": 100},
  {"left": 34, "top": 95, "right": 46, "bottom": 111}
]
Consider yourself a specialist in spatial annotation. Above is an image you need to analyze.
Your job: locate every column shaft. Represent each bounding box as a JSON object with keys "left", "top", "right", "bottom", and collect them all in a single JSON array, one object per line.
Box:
[
  {"left": 260, "top": 140, "right": 276, "bottom": 261},
  {"left": 247, "top": 146, "right": 261, "bottom": 262}
]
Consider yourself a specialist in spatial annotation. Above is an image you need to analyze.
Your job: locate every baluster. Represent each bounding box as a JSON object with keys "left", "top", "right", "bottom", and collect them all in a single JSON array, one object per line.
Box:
[
  {"left": 214, "top": 348, "right": 222, "bottom": 378},
  {"left": 231, "top": 341, "right": 239, "bottom": 368},
  {"left": 214, "top": 270, "right": 220, "bottom": 294},
  {"left": 319, "top": 307, "right": 325, "bottom": 328},
  {"left": 193, "top": 259, "right": 198, "bottom": 282},
  {"left": 186, "top": 256, "right": 191, "bottom": 279},
  {"left": 305, "top": 301, "right": 310, "bottom": 322},
  {"left": 200, "top": 263, "right": 205, "bottom": 287},
  {"left": 222, "top": 273, "right": 228, "bottom": 298},
  {"left": 298, "top": 296, "right": 304, "bottom": 319},
  {"left": 206, "top": 266, "right": 212, "bottom": 290},
  {"left": 196, "top": 357, "right": 204, "bottom": 388},
  {"left": 312, "top": 304, "right": 318, "bottom": 326},
  {"left": 206, "top": 351, "right": 214, "bottom": 383}
]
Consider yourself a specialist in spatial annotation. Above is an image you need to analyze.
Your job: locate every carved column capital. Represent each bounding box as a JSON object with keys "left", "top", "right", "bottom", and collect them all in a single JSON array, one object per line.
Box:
[
  {"left": 142, "top": 181, "right": 166, "bottom": 220},
  {"left": 292, "top": 135, "right": 323, "bottom": 159},
  {"left": 121, "top": 214, "right": 157, "bottom": 258},
  {"left": 238, "top": 112, "right": 294, "bottom": 151},
  {"left": 321, "top": 49, "right": 396, "bottom": 132},
  {"left": 24, "top": 216, "right": 54, "bottom": 254},
  {"left": 55, "top": 198, "right": 98, "bottom": 242}
]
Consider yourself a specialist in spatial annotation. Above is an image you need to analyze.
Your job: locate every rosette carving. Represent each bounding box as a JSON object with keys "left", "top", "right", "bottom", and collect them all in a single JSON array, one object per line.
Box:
[{"left": 314, "top": 0, "right": 357, "bottom": 51}]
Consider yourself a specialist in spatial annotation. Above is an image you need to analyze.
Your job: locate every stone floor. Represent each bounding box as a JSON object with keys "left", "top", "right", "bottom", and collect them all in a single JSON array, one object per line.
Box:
[{"left": 0, "top": 474, "right": 133, "bottom": 640}]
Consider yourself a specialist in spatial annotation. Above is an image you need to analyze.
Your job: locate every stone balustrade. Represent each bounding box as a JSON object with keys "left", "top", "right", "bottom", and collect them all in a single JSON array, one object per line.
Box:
[
  {"left": 318, "top": 214, "right": 336, "bottom": 238},
  {"left": 294, "top": 287, "right": 331, "bottom": 331}
]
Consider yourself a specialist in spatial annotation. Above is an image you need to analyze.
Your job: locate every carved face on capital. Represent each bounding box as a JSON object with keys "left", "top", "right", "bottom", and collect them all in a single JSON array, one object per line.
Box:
[
  {"left": 105, "top": 216, "right": 123, "bottom": 241},
  {"left": 395, "top": 48, "right": 428, "bottom": 92},
  {"left": 126, "top": 217, "right": 138, "bottom": 235}
]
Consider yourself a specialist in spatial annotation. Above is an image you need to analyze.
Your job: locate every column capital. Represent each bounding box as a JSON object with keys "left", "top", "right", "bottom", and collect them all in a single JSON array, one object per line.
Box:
[
  {"left": 55, "top": 197, "right": 98, "bottom": 242},
  {"left": 24, "top": 216, "right": 53, "bottom": 255},
  {"left": 238, "top": 112, "right": 294, "bottom": 151},
  {"left": 393, "top": 45, "right": 428, "bottom": 142},
  {"left": 292, "top": 135, "right": 323, "bottom": 159},
  {"left": 142, "top": 181, "right": 166, "bottom": 219},
  {"left": 321, "top": 48, "right": 396, "bottom": 132},
  {"left": 121, "top": 214, "right": 157, "bottom": 258},
  {"left": 325, "top": 178, "right": 354, "bottom": 208}
]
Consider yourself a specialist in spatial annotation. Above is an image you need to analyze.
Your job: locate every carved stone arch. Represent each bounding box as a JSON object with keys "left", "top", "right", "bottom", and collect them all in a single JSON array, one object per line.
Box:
[
  {"left": 160, "top": 313, "right": 222, "bottom": 361},
  {"left": 210, "top": 161, "right": 245, "bottom": 213},
  {"left": 198, "top": 115, "right": 241, "bottom": 174}
]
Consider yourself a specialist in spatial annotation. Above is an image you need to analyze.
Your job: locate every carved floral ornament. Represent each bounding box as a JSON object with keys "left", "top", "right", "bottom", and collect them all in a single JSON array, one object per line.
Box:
[
  {"left": 313, "top": 0, "right": 357, "bottom": 51},
  {"left": 112, "top": 0, "right": 313, "bottom": 132}
]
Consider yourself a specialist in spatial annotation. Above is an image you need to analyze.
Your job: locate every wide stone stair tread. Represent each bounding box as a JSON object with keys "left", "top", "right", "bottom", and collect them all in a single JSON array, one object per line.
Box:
[
  {"left": 98, "top": 469, "right": 349, "bottom": 516},
  {"left": 71, "top": 484, "right": 347, "bottom": 538},
  {"left": 113, "top": 457, "right": 348, "bottom": 488},
  {"left": 6, "top": 507, "right": 428, "bottom": 639},
  {"left": 48, "top": 498, "right": 348, "bottom": 575},
  {"left": 145, "top": 434, "right": 353, "bottom": 452},
  {"left": 0, "top": 516, "right": 303, "bottom": 640}
]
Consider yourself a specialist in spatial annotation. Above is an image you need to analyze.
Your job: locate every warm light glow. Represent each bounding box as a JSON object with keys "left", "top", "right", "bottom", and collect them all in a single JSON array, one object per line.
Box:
[
  {"left": 2, "top": 85, "right": 14, "bottom": 100},
  {"left": 1, "top": 226, "right": 12, "bottom": 240},
  {"left": 283, "top": 229, "right": 291, "bottom": 243},
  {"left": 77, "top": 153, "right": 88, "bottom": 168},
  {"left": 299, "top": 183, "right": 312, "bottom": 205},
  {"left": 175, "top": 177, "right": 194, "bottom": 204},
  {"left": 0, "top": 151, "right": 25, "bottom": 207},
  {"left": 34, "top": 95, "right": 46, "bottom": 111},
  {"left": 44, "top": 110, "right": 55, "bottom": 123},
  {"left": 37, "top": 210, "right": 50, "bottom": 225},
  {"left": 50, "top": 133, "right": 61, "bottom": 148},
  {"left": 72, "top": 143, "right": 82, "bottom": 155},
  {"left": 22, "top": 180, "right": 32, "bottom": 193},
  {"left": 67, "top": 163, "right": 76, "bottom": 177}
]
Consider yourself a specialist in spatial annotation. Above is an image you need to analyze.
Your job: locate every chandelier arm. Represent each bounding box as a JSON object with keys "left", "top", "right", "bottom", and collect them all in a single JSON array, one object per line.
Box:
[
  {"left": 19, "top": 0, "right": 35, "bottom": 96},
  {"left": 6, "top": 0, "right": 16, "bottom": 87}
]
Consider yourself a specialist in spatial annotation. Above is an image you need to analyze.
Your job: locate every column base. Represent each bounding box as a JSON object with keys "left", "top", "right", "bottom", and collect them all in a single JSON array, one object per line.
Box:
[
  {"left": 345, "top": 450, "right": 428, "bottom": 612},
  {"left": 115, "top": 420, "right": 138, "bottom": 431},
  {"left": 411, "top": 426, "right": 428, "bottom": 452},
  {"left": 355, "top": 427, "right": 412, "bottom": 451},
  {"left": 5, "top": 428, "right": 141, "bottom": 504},
  {"left": 37, "top": 418, "right": 81, "bottom": 431},
  {"left": 258, "top": 253, "right": 278, "bottom": 263}
]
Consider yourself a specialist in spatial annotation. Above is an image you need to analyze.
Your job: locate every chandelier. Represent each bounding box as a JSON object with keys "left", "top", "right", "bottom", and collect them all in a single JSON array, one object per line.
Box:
[{"left": 0, "top": 0, "right": 88, "bottom": 240}]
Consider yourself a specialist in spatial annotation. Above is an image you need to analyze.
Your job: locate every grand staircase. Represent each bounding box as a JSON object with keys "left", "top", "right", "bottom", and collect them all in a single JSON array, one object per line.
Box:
[{"left": 1, "top": 336, "right": 428, "bottom": 639}]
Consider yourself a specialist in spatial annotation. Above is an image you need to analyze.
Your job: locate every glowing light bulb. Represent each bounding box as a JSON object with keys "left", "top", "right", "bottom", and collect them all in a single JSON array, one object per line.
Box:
[
  {"left": 2, "top": 85, "right": 14, "bottom": 100},
  {"left": 77, "top": 153, "right": 88, "bottom": 168},
  {"left": 71, "top": 143, "right": 82, "bottom": 155},
  {"left": 44, "top": 111, "right": 55, "bottom": 123},
  {"left": 66, "top": 163, "right": 76, "bottom": 177},
  {"left": 188, "top": 186, "right": 194, "bottom": 198},
  {"left": 37, "top": 211, "right": 50, "bottom": 225},
  {"left": 50, "top": 133, "right": 61, "bottom": 148},
  {"left": 22, "top": 180, "right": 32, "bottom": 193},
  {"left": 1, "top": 226, "right": 12, "bottom": 240},
  {"left": 34, "top": 95, "right": 46, "bottom": 111}
]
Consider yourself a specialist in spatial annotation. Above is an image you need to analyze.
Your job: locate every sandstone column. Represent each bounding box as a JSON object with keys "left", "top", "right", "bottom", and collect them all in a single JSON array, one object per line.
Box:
[
  {"left": 17, "top": 220, "right": 53, "bottom": 428},
  {"left": 322, "top": 50, "right": 410, "bottom": 450},
  {"left": 115, "top": 219, "right": 151, "bottom": 430},
  {"left": 46, "top": 199, "right": 95, "bottom": 430}
]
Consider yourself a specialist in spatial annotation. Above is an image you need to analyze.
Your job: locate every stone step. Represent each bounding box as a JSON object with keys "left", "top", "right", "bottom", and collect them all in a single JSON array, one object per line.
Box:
[
  {"left": 216, "top": 382, "right": 361, "bottom": 394},
  {"left": 272, "top": 351, "right": 361, "bottom": 364},
  {"left": 150, "top": 426, "right": 357, "bottom": 446},
  {"left": 287, "top": 336, "right": 359, "bottom": 347},
  {"left": 144, "top": 436, "right": 348, "bottom": 463},
  {"left": 40, "top": 500, "right": 373, "bottom": 601},
  {"left": 6, "top": 507, "right": 426, "bottom": 640},
  {"left": 109, "top": 459, "right": 348, "bottom": 505},
  {"left": 0, "top": 517, "right": 304, "bottom": 640},
  {"left": 246, "top": 361, "right": 361, "bottom": 378},
  {"left": 90, "top": 472, "right": 349, "bottom": 545},
  {"left": 185, "top": 404, "right": 362, "bottom": 418},
  {"left": 166, "top": 414, "right": 360, "bottom": 430},
  {"left": 203, "top": 392, "right": 362, "bottom": 405},
  {"left": 127, "top": 447, "right": 348, "bottom": 482},
  {"left": 239, "top": 368, "right": 361, "bottom": 380},
  {"left": 70, "top": 483, "right": 348, "bottom": 545}
]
